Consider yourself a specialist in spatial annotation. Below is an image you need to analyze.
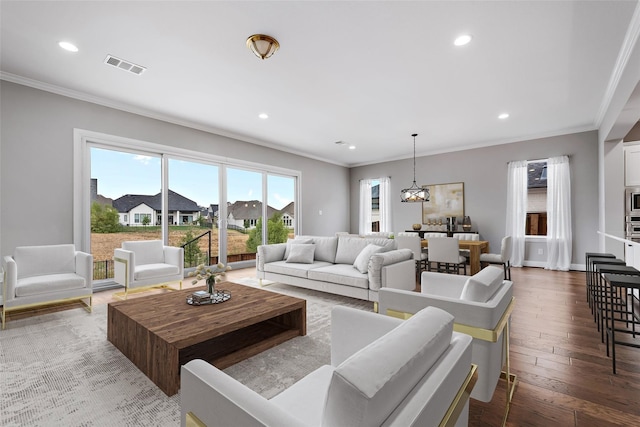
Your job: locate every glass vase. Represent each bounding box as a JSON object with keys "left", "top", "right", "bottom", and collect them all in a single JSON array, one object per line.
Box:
[
  {"left": 462, "top": 216, "right": 472, "bottom": 231},
  {"left": 206, "top": 277, "right": 215, "bottom": 294}
]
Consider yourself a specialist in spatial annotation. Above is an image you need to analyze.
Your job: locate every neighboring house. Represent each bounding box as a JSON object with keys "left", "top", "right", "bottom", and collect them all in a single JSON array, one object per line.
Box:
[
  {"left": 227, "top": 200, "right": 276, "bottom": 229},
  {"left": 279, "top": 202, "right": 295, "bottom": 229},
  {"left": 112, "top": 190, "right": 201, "bottom": 226}
]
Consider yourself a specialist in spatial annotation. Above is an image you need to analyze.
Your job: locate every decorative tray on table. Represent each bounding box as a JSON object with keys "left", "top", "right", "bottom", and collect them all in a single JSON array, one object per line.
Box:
[{"left": 186, "top": 290, "right": 231, "bottom": 305}]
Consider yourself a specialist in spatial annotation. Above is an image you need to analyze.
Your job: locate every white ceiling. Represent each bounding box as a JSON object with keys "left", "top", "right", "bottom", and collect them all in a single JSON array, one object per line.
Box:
[{"left": 1, "top": 1, "right": 638, "bottom": 167}]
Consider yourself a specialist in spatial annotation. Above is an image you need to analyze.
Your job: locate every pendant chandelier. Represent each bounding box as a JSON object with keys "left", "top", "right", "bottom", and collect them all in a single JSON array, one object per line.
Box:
[{"left": 400, "top": 133, "right": 429, "bottom": 202}]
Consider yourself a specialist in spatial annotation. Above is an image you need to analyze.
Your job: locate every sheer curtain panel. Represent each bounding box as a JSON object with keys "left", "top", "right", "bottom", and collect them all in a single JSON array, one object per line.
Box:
[
  {"left": 379, "top": 177, "right": 392, "bottom": 233},
  {"left": 505, "top": 160, "right": 528, "bottom": 267},
  {"left": 545, "top": 156, "right": 572, "bottom": 271},
  {"left": 359, "top": 179, "right": 373, "bottom": 235}
]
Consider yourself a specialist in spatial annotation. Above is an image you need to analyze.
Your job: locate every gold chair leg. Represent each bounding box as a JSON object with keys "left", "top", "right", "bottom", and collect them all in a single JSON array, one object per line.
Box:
[{"left": 500, "top": 320, "right": 518, "bottom": 426}]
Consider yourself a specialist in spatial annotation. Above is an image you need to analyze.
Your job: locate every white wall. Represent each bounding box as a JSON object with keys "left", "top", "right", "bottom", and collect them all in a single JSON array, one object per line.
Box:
[
  {"left": 0, "top": 81, "right": 350, "bottom": 255},
  {"left": 350, "top": 131, "right": 599, "bottom": 268}
]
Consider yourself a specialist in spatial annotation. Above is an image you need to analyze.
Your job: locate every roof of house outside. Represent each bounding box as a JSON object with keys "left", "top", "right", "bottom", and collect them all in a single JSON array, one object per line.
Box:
[
  {"left": 112, "top": 190, "right": 200, "bottom": 213},
  {"left": 528, "top": 162, "right": 548, "bottom": 189},
  {"left": 228, "top": 200, "right": 276, "bottom": 220},
  {"left": 279, "top": 202, "right": 295, "bottom": 216}
]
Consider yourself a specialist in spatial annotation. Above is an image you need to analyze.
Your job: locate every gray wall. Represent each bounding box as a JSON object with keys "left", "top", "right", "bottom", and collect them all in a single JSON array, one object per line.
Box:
[
  {"left": 350, "top": 131, "right": 599, "bottom": 267},
  {"left": 0, "top": 81, "right": 350, "bottom": 256}
]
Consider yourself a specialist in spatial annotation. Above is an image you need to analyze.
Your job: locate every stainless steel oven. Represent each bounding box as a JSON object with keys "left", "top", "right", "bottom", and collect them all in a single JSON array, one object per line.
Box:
[
  {"left": 626, "top": 215, "right": 640, "bottom": 242},
  {"left": 626, "top": 188, "right": 640, "bottom": 215}
]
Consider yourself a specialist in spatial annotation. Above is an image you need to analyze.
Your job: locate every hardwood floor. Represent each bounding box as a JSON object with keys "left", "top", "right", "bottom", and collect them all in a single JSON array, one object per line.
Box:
[{"left": 4, "top": 266, "right": 640, "bottom": 426}]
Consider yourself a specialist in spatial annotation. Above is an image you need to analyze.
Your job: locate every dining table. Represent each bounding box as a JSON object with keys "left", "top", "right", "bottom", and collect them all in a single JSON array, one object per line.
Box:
[{"left": 421, "top": 239, "right": 490, "bottom": 275}]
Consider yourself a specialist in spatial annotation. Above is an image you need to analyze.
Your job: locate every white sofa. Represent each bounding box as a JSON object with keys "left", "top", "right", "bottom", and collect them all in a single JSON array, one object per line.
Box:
[
  {"left": 2, "top": 244, "right": 93, "bottom": 328},
  {"left": 378, "top": 266, "right": 515, "bottom": 405},
  {"left": 181, "top": 305, "right": 476, "bottom": 427},
  {"left": 256, "top": 235, "right": 416, "bottom": 302}
]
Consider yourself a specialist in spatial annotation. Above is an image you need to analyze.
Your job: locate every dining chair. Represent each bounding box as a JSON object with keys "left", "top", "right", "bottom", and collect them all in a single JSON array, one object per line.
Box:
[
  {"left": 427, "top": 237, "right": 467, "bottom": 275},
  {"left": 479, "top": 236, "right": 513, "bottom": 280}
]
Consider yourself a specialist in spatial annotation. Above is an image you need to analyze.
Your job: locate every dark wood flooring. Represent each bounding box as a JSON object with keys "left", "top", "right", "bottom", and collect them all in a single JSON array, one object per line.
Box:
[{"left": 470, "top": 267, "right": 640, "bottom": 426}]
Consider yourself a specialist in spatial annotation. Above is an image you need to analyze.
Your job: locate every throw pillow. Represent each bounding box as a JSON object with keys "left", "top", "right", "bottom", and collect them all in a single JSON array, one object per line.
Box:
[
  {"left": 286, "top": 244, "right": 316, "bottom": 264},
  {"left": 353, "top": 244, "right": 384, "bottom": 274},
  {"left": 283, "top": 238, "right": 313, "bottom": 260}
]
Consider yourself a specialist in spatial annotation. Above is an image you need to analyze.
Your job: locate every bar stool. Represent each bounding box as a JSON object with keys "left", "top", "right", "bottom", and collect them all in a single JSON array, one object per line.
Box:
[
  {"left": 595, "top": 264, "right": 640, "bottom": 345},
  {"left": 602, "top": 273, "right": 640, "bottom": 374},
  {"left": 589, "top": 258, "right": 626, "bottom": 318},
  {"left": 585, "top": 252, "right": 616, "bottom": 305}
]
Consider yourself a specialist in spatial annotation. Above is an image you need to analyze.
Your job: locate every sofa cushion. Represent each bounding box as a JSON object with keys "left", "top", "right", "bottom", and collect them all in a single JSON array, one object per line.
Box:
[
  {"left": 308, "top": 236, "right": 339, "bottom": 263},
  {"left": 353, "top": 244, "right": 384, "bottom": 274},
  {"left": 14, "top": 244, "right": 76, "bottom": 279},
  {"left": 134, "top": 263, "right": 180, "bottom": 281},
  {"left": 15, "top": 273, "right": 86, "bottom": 297},
  {"left": 264, "top": 260, "right": 331, "bottom": 278},
  {"left": 286, "top": 244, "right": 316, "bottom": 264},
  {"left": 460, "top": 266, "right": 504, "bottom": 303},
  {"left": 308, "top": 264, "right": 369, "bottom": 289},
  {"left": 335, "top": 237, "right": 394, "bottom": 265},
  {"left": 122, "top": 240, "right": 164, "bottom": 266},
  {"left": 322, "top": 306, "right": 454, "bottom": 427},
  {"left": 283, "top": 238, "right": 313, "bottom": 260}
]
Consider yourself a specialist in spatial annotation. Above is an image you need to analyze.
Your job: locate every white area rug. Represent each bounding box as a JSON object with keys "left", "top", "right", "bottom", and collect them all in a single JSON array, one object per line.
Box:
[{"left": 0, "top": 280, "right": 373, "bottom": 426}]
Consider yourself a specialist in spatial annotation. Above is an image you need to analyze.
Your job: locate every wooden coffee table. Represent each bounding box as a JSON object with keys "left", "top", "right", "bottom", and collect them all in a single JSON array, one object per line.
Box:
[{"left": 107, "top": 281, "right": 306, "bottom": 396}]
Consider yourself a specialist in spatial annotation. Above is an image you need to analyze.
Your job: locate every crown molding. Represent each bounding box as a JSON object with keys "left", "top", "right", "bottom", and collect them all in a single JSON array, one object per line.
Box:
[
  {"left": 594, "top": 0, "right": 640, "bottom": 127},
  {"left": 0, "top": 72, "right": 348, "bottom": 168}
]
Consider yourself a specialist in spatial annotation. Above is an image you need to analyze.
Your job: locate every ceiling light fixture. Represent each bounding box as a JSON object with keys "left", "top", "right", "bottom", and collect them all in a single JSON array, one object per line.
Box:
[
  {"left": 348, "top": 145, "right": 356, "bottom": 150},
  {"left": 246, "top": 34, "right": 280, "bottom": 60},
  {"left": 401, "top": 133, "right": 429, "bottom": 203},
  {"left": 454, "top": 35, "right": 472, "bottom": 46},
  {"left": 58, "top": 41, "right": 78, "bottom": 52},
  {"left": 498, "top": 113, "right": 510, "bottom": 119},
  {"left": 258, "top": 113, "right": 269, "bottom": 119}
]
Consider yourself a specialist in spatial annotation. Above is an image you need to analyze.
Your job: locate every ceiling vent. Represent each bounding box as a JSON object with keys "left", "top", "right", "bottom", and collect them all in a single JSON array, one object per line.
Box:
[
  {"left": 334, "top": 140, "right": 346, "bottom": 146},
  {"left": 104, "top": 55, "right": 146, "bottom": 75}
]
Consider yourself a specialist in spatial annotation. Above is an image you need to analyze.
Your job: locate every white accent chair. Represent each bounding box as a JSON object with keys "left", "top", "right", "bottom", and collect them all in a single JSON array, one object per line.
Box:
[
  {"left": 378, "top": 266, "right": 517, "bottom": 425},
  {"left": 428, "top": 237, "right": 467, "bottom": 275},
  {"left": 113, "top": 240, "right": 183, "bottom": 299},
  {"left": 395, "top": 232, "right": 427, "bottom": 281},
  {"left": 181, "top": 306, "right": 477, "bottom": 427},
  {"left": 479, "top": 236, "right": 513, "bottom": 280},
  {"left": 2, "top": 244, "right": 93, "bottom": 328}
]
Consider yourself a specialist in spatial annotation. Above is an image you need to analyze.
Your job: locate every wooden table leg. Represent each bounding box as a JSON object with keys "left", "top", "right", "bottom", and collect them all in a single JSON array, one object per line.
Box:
[{"left": 470, "top": 246, "right": 481, "bottom": 275}]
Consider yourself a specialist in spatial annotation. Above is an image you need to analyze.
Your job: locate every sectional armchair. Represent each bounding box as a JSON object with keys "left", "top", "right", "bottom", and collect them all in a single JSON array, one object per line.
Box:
[{"left": 181, "top": 305, "right": 477, "bottom": 427}]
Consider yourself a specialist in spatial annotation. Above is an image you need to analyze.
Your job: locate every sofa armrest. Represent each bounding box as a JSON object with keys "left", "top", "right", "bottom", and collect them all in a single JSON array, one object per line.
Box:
[
  {"left": 420, "top": 271, "right": 468, "bottom": 298},
  {"left": 181, "top": 359, "right": 304, "bottom": 427},
  {"left": 256, "top": 244, "right": 286, "bottom": 271},
  {"left": 75, "top": 251, "right": 94, "bottom": 290},
  {"left": 164, "top": 246, "right": 184, "bottom": 275},
  {"left": 330, "top": 306, "right": 402, "bottom": 366},
  {"left": 2, "top": 256, "right": 17, "bottom": 302},
  {"left": 113, "top": 248, "right": 134, "bottom": 286},
  {"left": 368, "top": 249, "right": 414, "bottom": 291}
]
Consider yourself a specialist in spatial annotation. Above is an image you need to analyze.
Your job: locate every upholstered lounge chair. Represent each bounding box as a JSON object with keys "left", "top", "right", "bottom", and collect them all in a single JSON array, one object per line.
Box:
[
  {"left": 113, "top": 240, "right": 183, "bottom": 299},
  {"left": 2, "top": 244, "right": 93, "bottom": 328},
  {"left": 378, "top": 266, "right": 516, "bottom": 425},
  {"left": 181, "top": 306, "right": 477, "bottom": 427}
]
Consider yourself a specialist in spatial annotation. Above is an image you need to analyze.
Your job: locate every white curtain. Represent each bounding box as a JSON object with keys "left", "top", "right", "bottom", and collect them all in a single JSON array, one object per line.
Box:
[
  {"left": 505, "top": 160, "right": 528, "bottom": 267},
  {"left": 378, "top": 176, "right": 392, "bottom": 232},
  {"left": 546, "top": 156, "right": 572, "bottom": 271},
  {"left": 359, "top": 179, "right": 372, "bottom": 235}
]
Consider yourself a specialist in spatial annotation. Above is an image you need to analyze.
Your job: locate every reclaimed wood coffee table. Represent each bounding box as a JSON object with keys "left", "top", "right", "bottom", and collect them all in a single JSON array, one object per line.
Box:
[{"left": 107, "top": 281, "right": 306, "bottom": 396}]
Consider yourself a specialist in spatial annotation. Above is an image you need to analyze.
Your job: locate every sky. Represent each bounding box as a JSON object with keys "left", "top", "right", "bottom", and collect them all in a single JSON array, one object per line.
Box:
[{"left": 90, "top": 147, "right": 294, "bottom": 209}]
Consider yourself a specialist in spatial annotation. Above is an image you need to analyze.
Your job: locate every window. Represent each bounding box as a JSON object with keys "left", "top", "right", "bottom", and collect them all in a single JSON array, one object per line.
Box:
[
  {"left": 359, "top": 177, "right": 390, "bottom": 234},
  {"left": 75, "top": 129, "right": 300, "bottom": 287},
  {"left": 526, "top": 161, "right": 547, "bottom": 235}
]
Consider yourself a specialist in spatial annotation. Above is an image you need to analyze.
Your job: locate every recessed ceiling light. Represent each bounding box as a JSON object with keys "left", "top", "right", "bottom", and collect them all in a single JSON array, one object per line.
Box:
[
  {"left": 454, "top": 35, "right": 472, "bottom": 46},
  {"left": 348, "top": 145, "right": 356, "bottom": 150},
  {"left": 58, "top": 41, "right": 78, "bottom": 52},
  {"left": 258, "top": 113, "right": 269, "bottom": 119},
  {"left": 498, "top": 113, "right": 510, "bottom": 119}
]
